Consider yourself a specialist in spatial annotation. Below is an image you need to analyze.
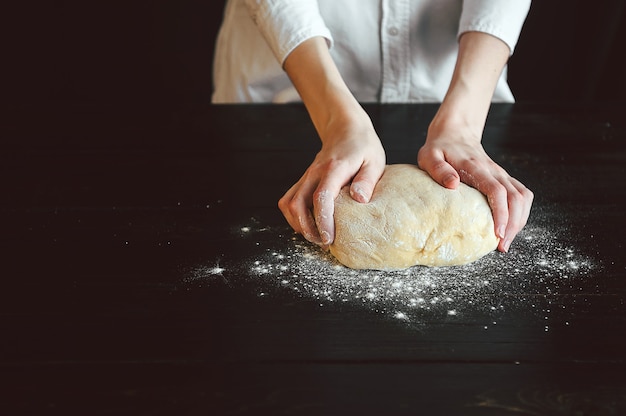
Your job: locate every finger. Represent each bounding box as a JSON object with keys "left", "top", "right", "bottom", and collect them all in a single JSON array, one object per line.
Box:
[
  {"left": 278, "top": 183, "right": 299, "bottom": 230},
  {"left": 313, "top": 164, "right": 354, "bottom": 246},
  {"left": 488, "top": 184, "right": 510, "bottom": 252},
  {"left": 313, "top": 188, "right": 334, "bottom": 246},
  {"left": 418, "top": 147, "right": 460, "bottom": 189},
  {"left": 299, "top": 208, "right": 323, "bottom": 245},
  {"left": 459, "top": 169, "right": 509, "bottom": 249},
  {"left": 350, "top": 161, "right": 385, "bottom": 203},
  {"left": 501, "top": 178, "right": 534, "bottom": 252},
  {"left": 278, "top": 178, "right": 323, "bottom": 245}
]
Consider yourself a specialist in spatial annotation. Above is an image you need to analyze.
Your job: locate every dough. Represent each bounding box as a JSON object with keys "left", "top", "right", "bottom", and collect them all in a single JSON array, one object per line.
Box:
[{"left": 329, "top": 164, "right": 499, "bottom": 270}]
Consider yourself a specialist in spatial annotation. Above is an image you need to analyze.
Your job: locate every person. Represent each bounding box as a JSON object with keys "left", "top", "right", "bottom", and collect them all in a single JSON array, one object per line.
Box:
[{"left": 212, "top": 0, "right": 534, "bottom": 253}]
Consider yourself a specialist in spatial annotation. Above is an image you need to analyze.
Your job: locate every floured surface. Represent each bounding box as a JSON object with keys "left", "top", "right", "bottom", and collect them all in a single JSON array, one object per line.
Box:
[
  {"left": 187, "top": 207, "right": 598, "bottom": 331},
  {"left": 330, "top": 164, "right": 498, "bottom": 270}
]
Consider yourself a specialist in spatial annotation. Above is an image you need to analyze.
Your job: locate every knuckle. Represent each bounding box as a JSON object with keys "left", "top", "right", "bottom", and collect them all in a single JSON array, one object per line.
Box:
[
  {"left": 277, "top": 195, "right": 288, "bottom": 211},
  {"left": 417, "top": 146, "right": 431, "bottom": 161},
  {"left": 507, "top": 189, "right": 525, "bottom": 205},
  {"left": 524, "top": 187, "right": 535, "bottom": 201},
  {"left": 459, "top": 157, "right": 480, "bottom": 171},
  {"left": 312, "top": 188, "right": 327, "bottom": 203},
  {"left": 279, "top": 196, "right": 302, "bottom": 217},
  {"left": 432, "top": 161, "right": 451, "bottom": 172},
  {"left": 319, "top": 158, "right": 347, "bottom": 175},
  {"left": 488, "top": 181, "right": 507, "bottom": 200}
]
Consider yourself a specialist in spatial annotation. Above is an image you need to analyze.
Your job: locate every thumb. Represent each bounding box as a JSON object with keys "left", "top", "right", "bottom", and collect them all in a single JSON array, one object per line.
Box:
[
  {"left": 418, "top": 148, "right": 460, "bottom": 189},
  {"left": 350, "top": 162, "right": 385, "bottom": 203}
]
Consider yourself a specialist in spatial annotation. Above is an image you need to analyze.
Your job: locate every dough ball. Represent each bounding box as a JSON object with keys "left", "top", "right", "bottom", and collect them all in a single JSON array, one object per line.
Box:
[{"left": 329, "top": 164, "right": 499, "bottom": 270}]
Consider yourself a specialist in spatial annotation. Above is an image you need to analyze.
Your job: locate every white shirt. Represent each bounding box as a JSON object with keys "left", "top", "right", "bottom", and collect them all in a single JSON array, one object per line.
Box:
[{"left": 212, "top": 0, "right": 530, "bottom": 104}]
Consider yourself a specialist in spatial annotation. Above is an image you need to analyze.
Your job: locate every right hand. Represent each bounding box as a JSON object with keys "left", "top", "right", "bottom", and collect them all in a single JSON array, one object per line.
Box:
[
  {"left": 278, "top": 37, "right": 385, "bottom": 247},
  {"left": 278, "top": 115, "right": 386, "bottom": 247}
]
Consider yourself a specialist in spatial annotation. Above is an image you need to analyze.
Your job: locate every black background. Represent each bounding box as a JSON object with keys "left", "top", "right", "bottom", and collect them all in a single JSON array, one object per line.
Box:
[
  {"left": 3, "top": 0, "right": 626, "bottom": 110},
  {"left": 2, "top": 2, "right": 626, "bottom": 414}
]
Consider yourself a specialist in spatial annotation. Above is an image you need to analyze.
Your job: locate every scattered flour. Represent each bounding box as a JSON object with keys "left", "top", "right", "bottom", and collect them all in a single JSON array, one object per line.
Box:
[{"left": 188, "top": 210, "right": 597, "bottom": 330}]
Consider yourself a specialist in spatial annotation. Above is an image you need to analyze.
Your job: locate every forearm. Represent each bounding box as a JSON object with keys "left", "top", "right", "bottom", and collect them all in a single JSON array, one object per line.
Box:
[
  {"left": 419, "top": 31, "right": 532, "bottom": 253},
  {"left": 279, "top": 36, "right": 386, "bottom": 246},
  {"left": 283, "top": 36, "right": 370, "bottom": 142},
  {"left": 430, "top": 31, "right": 510, "bottom": 139}
]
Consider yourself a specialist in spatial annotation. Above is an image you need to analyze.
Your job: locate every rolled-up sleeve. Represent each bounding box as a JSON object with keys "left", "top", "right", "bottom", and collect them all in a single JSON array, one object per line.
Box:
[
  {"left": 459, "top": 0, "right": 531, "bottom": 54},
  {"left": 245, "top": 0, "right": 333, "bottom": 65}
]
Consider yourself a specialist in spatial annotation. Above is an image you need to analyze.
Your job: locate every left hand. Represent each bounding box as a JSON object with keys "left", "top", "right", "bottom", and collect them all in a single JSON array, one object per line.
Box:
[{"left": 418, "top": 126, "right": 533, "bottom": 253}]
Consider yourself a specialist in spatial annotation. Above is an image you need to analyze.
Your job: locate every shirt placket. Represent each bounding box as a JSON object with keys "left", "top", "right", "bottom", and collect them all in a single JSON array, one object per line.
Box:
[{"left": 380, "top": 0, "right": 411, "bottom": 103}]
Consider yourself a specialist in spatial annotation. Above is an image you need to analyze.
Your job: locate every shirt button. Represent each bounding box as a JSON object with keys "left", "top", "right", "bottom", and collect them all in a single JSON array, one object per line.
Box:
[{"left": 388, "top": 26, "right": 399, "bottom": 36}]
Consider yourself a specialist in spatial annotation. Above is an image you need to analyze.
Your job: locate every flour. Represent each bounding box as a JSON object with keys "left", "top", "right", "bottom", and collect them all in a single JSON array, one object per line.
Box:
[{"left": 188, "top": 207, "right": 597, "bottom": 331}]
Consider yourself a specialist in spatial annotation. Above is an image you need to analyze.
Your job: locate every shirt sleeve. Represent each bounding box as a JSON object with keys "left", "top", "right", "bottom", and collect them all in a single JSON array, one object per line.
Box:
[
  {"left": 458, "top": 0, "right": 531, "bottom": 54},
  {"left": 245, "top": 0, "right": 334, "bottom": 66}
]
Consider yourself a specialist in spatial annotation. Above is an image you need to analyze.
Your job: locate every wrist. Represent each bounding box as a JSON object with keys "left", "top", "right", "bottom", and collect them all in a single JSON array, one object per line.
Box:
[
  {"left": 428, "top": 101, "right": 483, "bottom": 144},
  {"left": 428, "top": 32, "right": 509, "bottom": 143},
  {"left": 306, "top": 88, "right": 372, "bottom": 146}
]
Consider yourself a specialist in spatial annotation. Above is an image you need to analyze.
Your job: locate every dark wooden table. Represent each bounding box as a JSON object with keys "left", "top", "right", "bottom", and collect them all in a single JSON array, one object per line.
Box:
[{"left": 2, "top": 102, "right": 625, "bottom": 415}]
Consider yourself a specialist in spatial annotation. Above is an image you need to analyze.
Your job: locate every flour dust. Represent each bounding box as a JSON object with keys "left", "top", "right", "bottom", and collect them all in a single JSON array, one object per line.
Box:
[{"left": 188, "top": 208, "right": 597, "bottom": 330}]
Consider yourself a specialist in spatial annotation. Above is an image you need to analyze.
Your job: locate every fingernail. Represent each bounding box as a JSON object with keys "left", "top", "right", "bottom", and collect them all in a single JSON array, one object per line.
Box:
[
  {"left": 497, "top": 226, "right": 506, "bottom": 240},
  {"left": 502, "top": 239, "right": 511, "bottom": 253},
  {"left": 320, "top": 230, "right": 332, "bottom": 246},
  {"left": 350, "top": 185, "right": 368, "bottom": 203},
  {"left": 306, "top": 235, "right": 323, "bottom": 246},
  {"left": 301, "top": 229, "right": 322, "bottom": 246}
]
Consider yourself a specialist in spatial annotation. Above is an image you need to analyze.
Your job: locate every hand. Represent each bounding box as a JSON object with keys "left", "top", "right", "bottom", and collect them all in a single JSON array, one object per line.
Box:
[
  {"left": 278, "top": 37, "right": 386, "bottom": 247},
  {"left": 278, "top": 115, "right": 386, "bottom": 247},
  {"left": 416, "top": 32, "right": 533, "bottom": 252},
  {"left": 418, "top": 125, "right": 533, "bottom": 253}
]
